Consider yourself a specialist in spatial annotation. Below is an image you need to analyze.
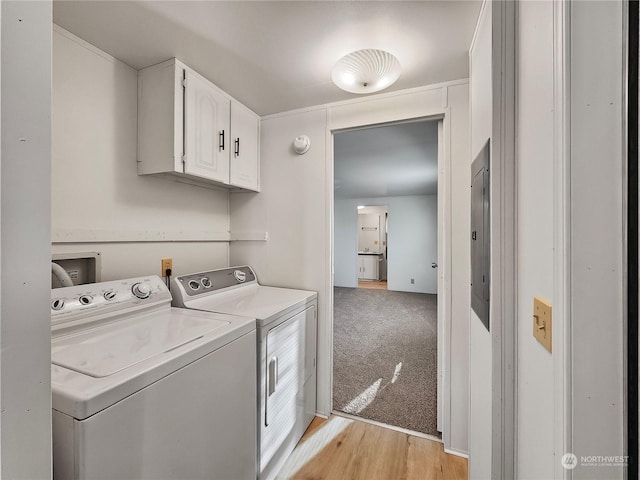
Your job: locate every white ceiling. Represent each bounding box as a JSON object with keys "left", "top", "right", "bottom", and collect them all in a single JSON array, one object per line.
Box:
[
  {"left": 53, "top": 0, "right": 482, "bottom": 116},
  {"left": 334, "top": 120, "right": 439, "bottom": 199}
]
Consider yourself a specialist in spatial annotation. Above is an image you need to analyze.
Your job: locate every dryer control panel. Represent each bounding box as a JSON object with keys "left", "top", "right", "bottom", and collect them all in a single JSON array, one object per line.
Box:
[
  {"left": 175, "top": 266, "right": 256, "bottom": 296},
  {"left": 171, "top": 266, "right": 257, "bottom": 305}
]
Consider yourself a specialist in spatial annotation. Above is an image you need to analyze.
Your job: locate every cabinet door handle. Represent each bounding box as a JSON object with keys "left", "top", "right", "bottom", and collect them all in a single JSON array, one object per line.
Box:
[
  {"left": 268, "top": 356, "right": 278, "bottom": 396},
  {"left": 234, "top": 138, "right": 240, "bottom": 157},
  {"left": 219, "top": 130, "right": 225, "bottom": 151}
]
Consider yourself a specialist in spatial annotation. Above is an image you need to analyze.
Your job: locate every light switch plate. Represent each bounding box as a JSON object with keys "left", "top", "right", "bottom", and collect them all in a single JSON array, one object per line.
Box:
[{"left": 533, "top": 296, "right": 552, "bottom": 352}]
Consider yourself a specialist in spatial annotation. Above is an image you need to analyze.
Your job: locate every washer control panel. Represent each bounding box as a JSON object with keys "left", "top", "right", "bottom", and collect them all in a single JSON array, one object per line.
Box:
[
  {"left": 51, "top": 276, "right": 171, "bottom": 325},
  {"left": 174, "top": 266, "right": 256, "bottom": 298}
]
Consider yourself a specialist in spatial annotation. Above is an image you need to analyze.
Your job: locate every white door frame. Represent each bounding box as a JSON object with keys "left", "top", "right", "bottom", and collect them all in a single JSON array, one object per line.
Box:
[
  {"left": 486, "top": 1, "right": 571, "bottom": 476},
  {"left": 489, "top": 1, "right": 517, "bottom": 477},
  {"left": 552, "top": 0, "right": 572, "bottom": 477},
  {"left": 326, "top": 111, "right": 454, "bottom": 445}
]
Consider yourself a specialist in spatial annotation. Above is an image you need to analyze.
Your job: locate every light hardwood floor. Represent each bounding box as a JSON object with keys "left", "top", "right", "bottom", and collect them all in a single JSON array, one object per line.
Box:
[
  {"left": 357, "top": 280, "right": 388, "bottom": 290},
  {"left": 277, "top": 416, "right": 468, "bottom": 480}
]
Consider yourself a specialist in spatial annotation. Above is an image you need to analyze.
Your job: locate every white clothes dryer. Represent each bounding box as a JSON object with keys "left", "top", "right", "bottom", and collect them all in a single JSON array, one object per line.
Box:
[
  {"left": 171, "top": 266, "right": 317, "bottom": 480},
  {"left": 51, "top": 275, "right": 257, "bottom": 480}
]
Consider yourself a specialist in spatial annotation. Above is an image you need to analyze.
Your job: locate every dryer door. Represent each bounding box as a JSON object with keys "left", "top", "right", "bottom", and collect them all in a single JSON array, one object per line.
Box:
[
  {"left": 264, "top": 311, "right": 305, "bottom": 428},
  {"left": 260, "top": 306, "right": 315, "bottom": 479}
]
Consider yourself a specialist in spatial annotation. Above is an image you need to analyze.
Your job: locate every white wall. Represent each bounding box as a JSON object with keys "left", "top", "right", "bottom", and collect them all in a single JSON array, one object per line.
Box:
[
  {"left": 334, "top": 196, "right": 437, "bottom": 294},
  {"left": 52, "top": 242, "right": 228, "bottom": 281},
  {"left": 477, "top": 2, "right": 627, "bottom": 479},
  {"left": 1, "top": 1, "right": 52, "bottom": 477},
  {"left": 52, "top": 26, "right": 230, "bottom": 279},
  {"left": 570, "top": 2, "right": 625, "bottom": 478},
  {"left": 334, "top": 200, "right": 358, "bottom": 288},
  {"left": 230, "top": 80, "right": 470, "bottom": 454},
  {"left": 468, "top": 1, "right": 493, "bottom": 477},
  {"left": 516, "top": 2, "right": 556, "bottom": 478}
]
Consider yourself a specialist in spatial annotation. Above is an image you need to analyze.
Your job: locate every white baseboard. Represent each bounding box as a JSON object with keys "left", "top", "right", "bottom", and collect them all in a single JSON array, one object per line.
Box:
[{"left": 444, "top": 448, "right": 469, "bottom": 459}]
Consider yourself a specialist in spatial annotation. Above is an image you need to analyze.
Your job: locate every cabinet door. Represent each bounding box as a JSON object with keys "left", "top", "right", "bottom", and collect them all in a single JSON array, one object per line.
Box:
[
  {"left": 184, "top": 69, "right": 230, "bottom": 183},
  {"left": 362, "top": 255, "right": 379, "bottom": 280},
  {"left": 230, "top": 100, "right": 259, "bottom": 191},
  {"left": 357, "top": 256, "right": 365, "bottom": 280}
]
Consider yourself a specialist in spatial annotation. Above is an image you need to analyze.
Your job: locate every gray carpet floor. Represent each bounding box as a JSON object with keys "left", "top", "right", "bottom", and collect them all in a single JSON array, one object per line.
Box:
[{"left": 333, "top": 287, "right": 438, "bottom": 436}]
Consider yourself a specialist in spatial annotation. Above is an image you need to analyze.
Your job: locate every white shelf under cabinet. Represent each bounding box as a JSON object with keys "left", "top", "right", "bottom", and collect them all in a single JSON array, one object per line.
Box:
[{"left": 137, "top": 58, "right": 260, "bottom": 192}]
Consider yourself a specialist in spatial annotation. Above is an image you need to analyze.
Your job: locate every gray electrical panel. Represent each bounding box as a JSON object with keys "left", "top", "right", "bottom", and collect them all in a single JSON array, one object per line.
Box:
[{"left": 471, "top": 139, "right": 490, "bottom": 330}]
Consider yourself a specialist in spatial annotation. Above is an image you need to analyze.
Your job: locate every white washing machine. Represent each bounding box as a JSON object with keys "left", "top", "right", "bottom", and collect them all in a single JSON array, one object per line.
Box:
[
  {"left": 51, "top": 275, "right": 257, "bottom": 480},
  {"left": 171, "top": 266, "right": 317, "bottom": 480}
]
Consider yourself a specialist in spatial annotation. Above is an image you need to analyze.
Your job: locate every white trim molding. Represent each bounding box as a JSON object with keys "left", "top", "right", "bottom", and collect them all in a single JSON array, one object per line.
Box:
[
  {"left": 326, "top": 96, "right": 460, "bottom": 452},
  {"left": 444, "top": 448, "right": 470, "bottom": 460},
  {"left": 491, "top": 1, "right": 517, "bottom": 479},
  {"left": 553, "top": 0, "right": 572, "bottom": 478}
]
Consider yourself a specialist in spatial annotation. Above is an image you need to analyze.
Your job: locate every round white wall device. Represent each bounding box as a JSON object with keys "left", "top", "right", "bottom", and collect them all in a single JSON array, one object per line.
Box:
[{"left": 293, "top": 135, "right": 310, "bottom": 155}]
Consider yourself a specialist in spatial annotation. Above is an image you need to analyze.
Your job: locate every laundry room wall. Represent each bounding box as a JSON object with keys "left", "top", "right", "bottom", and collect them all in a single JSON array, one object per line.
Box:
[
  {"left": 334, "top": 195, "right": 437, "bottom": 294},
  {"left": 52, "top": 26, "right": 230, "bottom": 280},
  {"left": 230, "top": 80, "right": 470, "bottom": 455},
  {"left": 569, "top": 2, "right": 625, "bottom": 477},
  {"left": 1, "top": 2, "right": 53, "bottom": 478},
  {"left": 515, "top": 1, "right": 556, "bottom": 477}
]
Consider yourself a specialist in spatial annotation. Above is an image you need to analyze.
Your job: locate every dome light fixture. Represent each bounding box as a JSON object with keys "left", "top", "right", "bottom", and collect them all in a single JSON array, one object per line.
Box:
[{"left": 331, "top": 49, "right": 401, "bottom": 94}]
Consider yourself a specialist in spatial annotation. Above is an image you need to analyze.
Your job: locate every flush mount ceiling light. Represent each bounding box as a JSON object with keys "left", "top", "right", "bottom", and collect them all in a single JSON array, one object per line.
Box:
[{"left": 331, "top": 49, "right": 401, "bottom": 94}]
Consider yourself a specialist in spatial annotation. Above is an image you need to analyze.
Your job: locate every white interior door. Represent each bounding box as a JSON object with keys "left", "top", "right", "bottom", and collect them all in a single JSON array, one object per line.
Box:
[{"left": 184, "top": 70, "right": 230, "bottom": 183}]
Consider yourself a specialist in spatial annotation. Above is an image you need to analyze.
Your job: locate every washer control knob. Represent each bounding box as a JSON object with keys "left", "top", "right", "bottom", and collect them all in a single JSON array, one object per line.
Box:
[
  {"left": 233, "top": 270, "right": 246, "bottom": 283},
  {"left": 201, "top": 277, "right": 212, "bottom": 288},
  {"left": 131, "top": 282, "right": 151, "bottom": 299},
  {"left": 103, "top": 290, "right": 117, "bottom": 301},
  {"left": 51, "top": 298, "right": 65, "bottom": 311},
  {"left": 188, "top": 280, "right": 201, "bottom": 291},
  {"left": 79, "top": 295, "right": 93, "bottom": 305}
]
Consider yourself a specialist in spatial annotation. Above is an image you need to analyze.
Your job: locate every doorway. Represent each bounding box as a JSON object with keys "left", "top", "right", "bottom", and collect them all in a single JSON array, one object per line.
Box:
[
  {"left": 332, "top": 120, "right": 441, "bottom": 438},
  {"left": 357, "top": 205, "right": 388, "bottom": 290}
]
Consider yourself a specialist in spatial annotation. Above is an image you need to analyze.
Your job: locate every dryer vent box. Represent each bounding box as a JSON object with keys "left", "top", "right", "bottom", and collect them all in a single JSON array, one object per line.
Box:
[{"left": 52, "top": 252, "right": 102, "bottom": 288}]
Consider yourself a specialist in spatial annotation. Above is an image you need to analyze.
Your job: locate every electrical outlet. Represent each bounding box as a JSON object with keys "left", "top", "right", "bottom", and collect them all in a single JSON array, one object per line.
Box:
[
  {"left": 161, "top": 258, "right": 173, "bottom": 276},
  {"left": 411, "top": 278, "right": 415, "bottom": 284}
]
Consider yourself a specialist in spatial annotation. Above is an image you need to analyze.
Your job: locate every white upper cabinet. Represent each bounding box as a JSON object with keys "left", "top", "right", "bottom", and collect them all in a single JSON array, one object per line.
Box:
[
  {"left": 230, "top": 100, "right": 260, "bottom": 191},
  {"left": 138, "top": 58, "right": 260, "bottom": 191},
  {"left": 184, "top": 69, "right": 230, "bottom": 183}
]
